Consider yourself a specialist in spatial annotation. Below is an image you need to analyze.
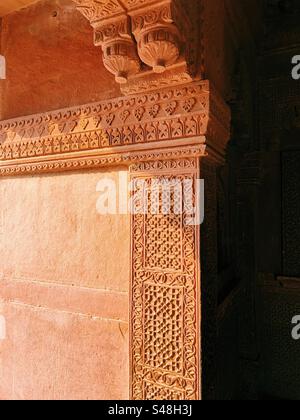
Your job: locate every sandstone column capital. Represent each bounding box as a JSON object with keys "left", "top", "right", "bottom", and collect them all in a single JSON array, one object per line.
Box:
[
  {"left": 73, "top": 0, "right": 200, "bottom": 93},
  {"left": 93, "top": 15, "right": 141, "bottom": 84}
]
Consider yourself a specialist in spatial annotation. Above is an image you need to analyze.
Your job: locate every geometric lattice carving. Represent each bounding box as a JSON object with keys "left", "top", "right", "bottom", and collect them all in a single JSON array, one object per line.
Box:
[
  {"left": 143, "top": 284, "right": 184, "bottom": 372},
  {"left": 259, "top": 278, "right": 300, "bottom": 400},
  {"left": 145, "top": 213, "right": 182, "bottom": 272},
  {"left": 282, "top": 151, "right": 300, "bottom": 277},
  {"left": 130, "top": 158, "right": 201, "bottom": 400},
  {"left": 143, "top": 381, "right": 185, "bottom": 400},
  {"left": 259, "top": 79, "right": 300, "bottom": 146}
]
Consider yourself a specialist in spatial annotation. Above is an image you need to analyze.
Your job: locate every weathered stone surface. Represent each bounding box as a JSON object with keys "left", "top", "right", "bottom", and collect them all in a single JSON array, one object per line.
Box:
[
  {"left": 0, "top": 1, "right": 39, "bottom": 17},
  {"left": 0, "top": 301, "right": 129, "bottom": 400},
  {"left": 0, "top": 170, "right": 130, "bottom": 400},
  {"left": 0, "top": 0, "right": 121, "bottom": 120}
]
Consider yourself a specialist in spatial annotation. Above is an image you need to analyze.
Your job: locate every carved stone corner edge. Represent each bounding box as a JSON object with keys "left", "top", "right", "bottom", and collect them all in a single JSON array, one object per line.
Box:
[
  {"left": 125, "top": 81, "right": 230, "bottom": 402},
  {"left": 129, "top": 152, "right": 202, "bottom": 401},
  {"left": 205, "top": 82, "right": 232, "bottom": 166}
]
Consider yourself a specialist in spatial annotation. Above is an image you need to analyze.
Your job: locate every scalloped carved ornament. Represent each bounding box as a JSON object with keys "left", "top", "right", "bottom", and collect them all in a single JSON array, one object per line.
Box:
[
  {"left": 130, "top": 0, "right": 185, "bottom": 74},
  {"left": 94, "top": 16, "right": 141, "bottom": 84}
]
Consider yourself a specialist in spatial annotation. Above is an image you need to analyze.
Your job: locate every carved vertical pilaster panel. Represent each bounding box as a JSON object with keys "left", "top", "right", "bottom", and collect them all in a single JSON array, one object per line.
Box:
[
  {"left": 236, "top": 153, "right": 263, "bottom": 399},
  {"left": 282, "top": 151, "right": 300, "bottom": 277},
  {"left": 130, "top": 158, "right": 201, "bottom": 400},
  {"left": 200, "top": 160, "right": 218, "bottom": 400}
]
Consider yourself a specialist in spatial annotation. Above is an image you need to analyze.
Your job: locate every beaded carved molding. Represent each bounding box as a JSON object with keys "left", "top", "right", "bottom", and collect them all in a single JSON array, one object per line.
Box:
[
  {"left": 130, "top": 157, "right": 201, "bottom": 400},
  {"left": 0, "top": 80, "right": 230, "bottom": 176}
]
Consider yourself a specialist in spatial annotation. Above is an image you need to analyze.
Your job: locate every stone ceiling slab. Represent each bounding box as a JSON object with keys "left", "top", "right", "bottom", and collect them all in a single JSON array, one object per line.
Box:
[{"left": 0, "top": 0, "right": 39, "bottom": 17}]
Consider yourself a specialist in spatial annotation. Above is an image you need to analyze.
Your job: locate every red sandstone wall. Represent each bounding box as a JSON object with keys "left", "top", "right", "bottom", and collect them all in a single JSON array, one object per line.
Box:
[
  {"left": 0, "top": 0, "right": 129, "bottom": 401},
  {"left": 0, "top": 0, "right": 262, "bottom": 401},
  {"left": 202, "top": 0, "right": 262, "bottom": 100},
  {"left": 0, "top": 170, "right": 130, "bottom": 400},
  {"left": 0, "top": 0, "right": 121, "bottom": 120}
]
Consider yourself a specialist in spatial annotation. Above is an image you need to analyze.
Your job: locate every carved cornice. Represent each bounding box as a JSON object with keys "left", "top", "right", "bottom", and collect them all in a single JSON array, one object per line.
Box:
[
  {"left": 74, "top": 0, "right": 185, "bottom": 25},
  {"left": 73, "top": 0, "right": 200, "bottom": 93},
  {"left": 0, "top": 80, "right": 230, "bottom": 176},
  {"left": 74, "top": 0, "right": 124, "bottom": 22}
]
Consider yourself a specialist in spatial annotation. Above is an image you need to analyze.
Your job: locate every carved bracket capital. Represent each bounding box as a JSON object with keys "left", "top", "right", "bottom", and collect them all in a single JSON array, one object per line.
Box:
[
  {"left": 93, "top": 16, "right": 141, "bottom": 84},
  {"left": 129, "top": 0, "right": 187, "bottom": 74},
  {"left": 72, "top": 0, "right": 201, "bottom": 93}
]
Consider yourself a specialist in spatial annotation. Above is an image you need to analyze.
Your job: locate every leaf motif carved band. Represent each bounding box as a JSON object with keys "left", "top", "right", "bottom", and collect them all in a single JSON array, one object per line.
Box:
[{"left": 0, "top": 81, "right": 230, "bottom": 176}]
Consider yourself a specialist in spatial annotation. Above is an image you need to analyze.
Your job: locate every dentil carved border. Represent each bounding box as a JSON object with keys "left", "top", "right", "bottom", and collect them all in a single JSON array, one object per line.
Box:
[{"left": 0, "top": 80, "right": 230, "bottom": 176}]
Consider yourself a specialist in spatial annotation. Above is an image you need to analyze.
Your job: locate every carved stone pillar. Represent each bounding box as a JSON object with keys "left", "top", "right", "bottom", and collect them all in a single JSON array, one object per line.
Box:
[{"left": 130, "top": 156, "right": 202, "bottom": 400}]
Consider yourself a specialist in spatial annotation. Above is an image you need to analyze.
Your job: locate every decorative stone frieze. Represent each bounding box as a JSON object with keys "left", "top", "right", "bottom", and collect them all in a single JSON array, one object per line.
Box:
[{"left": 0, "top": 80, "right": 230, "bottom": 176}]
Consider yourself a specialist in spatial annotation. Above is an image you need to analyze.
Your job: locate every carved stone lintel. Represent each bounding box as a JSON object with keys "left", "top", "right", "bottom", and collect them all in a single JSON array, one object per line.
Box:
[{"left": 0, "top": 81, "right": 231, "bottom": 176}]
